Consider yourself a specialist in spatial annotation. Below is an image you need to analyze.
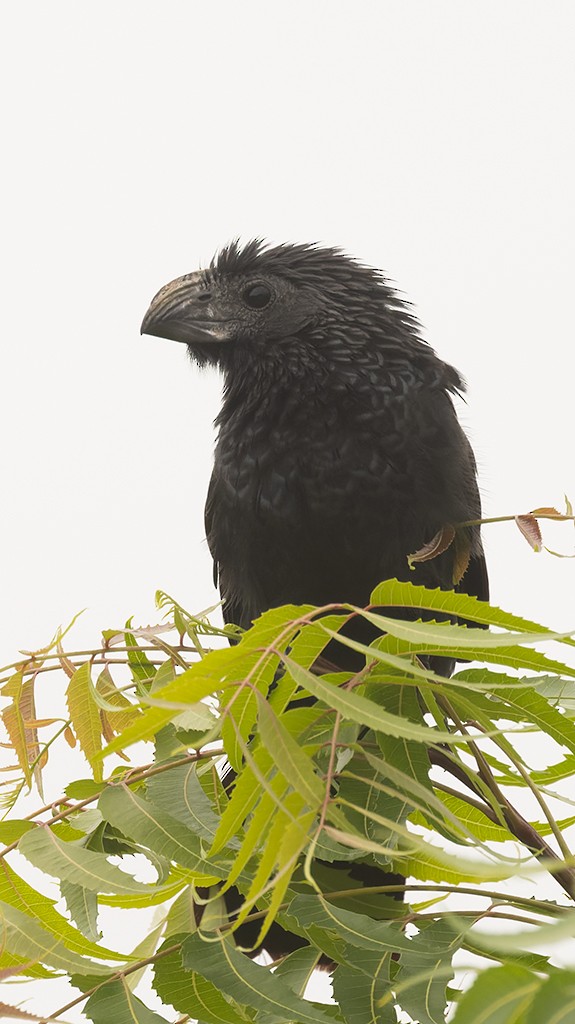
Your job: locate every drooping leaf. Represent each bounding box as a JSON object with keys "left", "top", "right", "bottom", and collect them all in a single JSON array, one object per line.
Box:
[
  {"left": 515, "top": 514, "right": 543, "bottom": 552},
  {"left": 395, "top": 918, "right": 462, "bottom": 1024},
  {"left": 146, "top": 761, "right": 227, "bottom": 845},
  {"left": 333, "top": 962, "right": 396, "bottom": 1024},
  {"left": 66, "top": 663, "right": 103, "bottom": 781},
  {"left": 152, "top": 936, "right": 251, "bottom": 1022},
  {"left": 60, "top": 879, "right": 99, "bottom": 941},
  {"left": 83, "top": 977, "right": 170, "bottom": 1023},
  {"left": 181, "top": 932, "right": 338, "bottom": 1024},
  {"left": 98, "top": 784, "right": 225, "bottom": 882},
  {"left": 2, "top": 672, "right": 32, "bottom": 787},
  {"left": 18, "top": 826, "right": 166, "bottom": 895},
  {"left": 0, "top": 860, "right": 125, "bottom": 961},
  {"left": 408, "top": 525, "right": 455, "bottom": 569},
  {"left": 0, "top": 901, "right": 118, "bottom": 976}
]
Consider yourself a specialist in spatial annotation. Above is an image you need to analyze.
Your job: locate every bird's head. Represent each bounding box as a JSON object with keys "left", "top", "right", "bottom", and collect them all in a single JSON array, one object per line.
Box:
[{"left": 140, "top": 239, "right": 419, "bottom": 370}]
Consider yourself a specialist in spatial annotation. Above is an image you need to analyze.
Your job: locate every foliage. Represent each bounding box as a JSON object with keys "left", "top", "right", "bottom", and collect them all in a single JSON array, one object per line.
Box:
[{"left": 2, "top": 582, "right": 575, "bottom": 1023}]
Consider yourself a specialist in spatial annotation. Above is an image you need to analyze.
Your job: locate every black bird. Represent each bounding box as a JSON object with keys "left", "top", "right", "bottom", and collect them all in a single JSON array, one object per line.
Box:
[{"left": 141, "top": 239, "right": 489, "bottom": 960}]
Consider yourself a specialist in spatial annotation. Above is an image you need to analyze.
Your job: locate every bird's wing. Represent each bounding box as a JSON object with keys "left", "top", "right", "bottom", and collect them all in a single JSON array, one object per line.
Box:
[{"left": 205, "top": 470, "right": 251, "bottom": 630}]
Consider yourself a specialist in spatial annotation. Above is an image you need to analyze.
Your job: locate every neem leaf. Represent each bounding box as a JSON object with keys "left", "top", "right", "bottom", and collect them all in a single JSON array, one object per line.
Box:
[
  {"left": 408, "top": 525, "right": 455, "bottom": 568},
  {"left": 515, "top": 514, "right": 543, "bottom": 552},
  {"left": 19, "top": 827, "right": 160, "bottom": 895},
  {"left": 0, "top": 901, "right": 115, "bottom": 976},
  {"left": 98, "top": 784, "right": 225, "bottom": 881},
  {"left": 66, "top": 663, "right": 103, "bottom": 781},
  {"left": 451, "top": 964, "right": 538, "bottom": 1023},
  {"left": 181, "top": 933, "right": 337, "bottom": 1024},
  {"left": 333, "top": 962, "right": 396, "bottom": 1024},
  {"left": 0, "top": 860, "right": 124, "bottom": 961},
  {"left": 525, "top": 971, "right": 575, "bottom": 1024},
  {"left": 153, "top": 937, "right": 251, "bottom": 1022},
  {"left": 84, "top": 978, "right": 170, "bottom": 1023},
  {"left": 60, "top": 879, "right": 99, "bottom": 941}
]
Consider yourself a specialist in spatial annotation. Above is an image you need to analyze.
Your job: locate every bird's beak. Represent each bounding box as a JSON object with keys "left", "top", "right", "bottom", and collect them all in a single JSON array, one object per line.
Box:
[{"left": 140, "top": 272, "right": 230, "bottom": 345}]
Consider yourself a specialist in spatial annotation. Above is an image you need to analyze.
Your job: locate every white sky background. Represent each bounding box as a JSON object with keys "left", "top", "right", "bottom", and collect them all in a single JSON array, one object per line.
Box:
[{"left": 1, "top": 1, "right": 575, "bottom": 1019}]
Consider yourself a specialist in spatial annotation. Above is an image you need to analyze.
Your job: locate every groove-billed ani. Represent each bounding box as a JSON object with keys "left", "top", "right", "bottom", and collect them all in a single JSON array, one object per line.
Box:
[{"left": 141, "top": 239, "right": 488, "bottom": 962}]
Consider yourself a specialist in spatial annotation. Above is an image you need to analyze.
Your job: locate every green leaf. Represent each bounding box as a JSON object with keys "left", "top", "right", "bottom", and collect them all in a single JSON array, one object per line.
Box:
[
  {"left": 0, "top": 901, "right": 117, "bottom": 975},
  {"left": 533, "top": 675, "right": 575, "bottom": 714},
  {"left": 280, "top": 656, "right": 475, "bottom": 744},
  {"left": 65, "top": 779, "right": 106, "bottom": 800},
  {"left": 124, "top": 623, "right": 157, "bottom": 685},
  {"left": 0, "top": 821, "right": 36, "bottom": 844},
  {"left": 525, "top": 971, "right": 575, "bottom": 1024},
  {"left": 84, "top": 977, "right": 170, "bottom": 1022},
  {"left": 95, "top": 667, "right": 141, "bottom": 733},
  {"left": 451, "top": 964, "right": 539, "bottom": 1023},
  {"left": 66, "top": 663, "right": 103, "bottom": 781},
  {"left": 412, "top": 792, "right": 575, "bottom": 842},
  {"left": 288, "top": 895, "right": 420, "bottom": 955},
  {"left": 60, "top": 879, "right": 99, "bottom": 941},
  {"left": 0, "top": 860, "right": 125, "bottom": 961},
  {"left": 257, "top": 697, "right": 324, "bottom": 808},
  {"left": 209, "top": 746, "right": 274, "bottom": 856},
  {"left": 153, "top": 937, "right": 251, "bottom": 1022},
  {"left": 146, "top": 762, "right": 228, "bottom": 845},
  {"left": 181, "top": 933, "right": 338, "bottom": 1023},
  {"left": 333, "top": 962, "right": 396, "bottom": 1024},
  {"left": 273, "top": 945, "right": 322, "bottom": 995},
  {"left": 360, "top": 607, "right": 573, "bottom": 651},
  {"left": 395, "top": 918, "right": 461, "bottom": 1024},
  {"left": 494, "top": 684, "right": 575, "bottom": 753},
  {"left": 98, "top": 784, "right": 225, "bottom": 881},
  {"left": 19, "top": 826, "right": 162, "bottom": 895},
  {"left": 2, "top": 671, "right": 32, "bottom": 787},
  {"left": 369, "top": 579, "right": 573, "bottom": 640}
]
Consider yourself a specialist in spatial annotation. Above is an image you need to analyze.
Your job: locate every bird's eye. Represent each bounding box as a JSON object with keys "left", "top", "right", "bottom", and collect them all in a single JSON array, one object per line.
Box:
[{"left": 243, "top": 283, "right": 272, "bottom": 309}]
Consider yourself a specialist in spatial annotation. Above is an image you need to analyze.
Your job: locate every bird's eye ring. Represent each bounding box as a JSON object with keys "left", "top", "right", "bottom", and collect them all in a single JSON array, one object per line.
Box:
[{"left": 243, "top": 283, "right": 272, "bottom": 309}]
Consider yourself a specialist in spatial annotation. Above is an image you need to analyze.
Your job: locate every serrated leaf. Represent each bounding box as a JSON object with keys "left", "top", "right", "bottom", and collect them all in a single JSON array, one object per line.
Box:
[
  {"left": 60, "top": 879, "right": 99, "bottom": 941},
  {"left": 369, "top": 579, "right": 524, "bottom": 625},
  {"left": 453, "top": 528, "right": 472, "bottom": 585},
  {"left": 281, "top": 656, "right": 484, "bottom": 744},
  {"left": 0, "top": 860, "right": 125, "bottom": 960},
  {"left": 2, "top": 672, "right": 32, "bottom": 787},
  {"left": 66, "top": 663, "right": 103, "bottom": 781},
  {"left": 153, "top": 937, "right": 251, "bottom": 1022},
  {"left": 181, "top": 932, "right": 337, "bottom": 1023},
  {"left": 361, "top": 609, "right": 572, "bottom": 651},
  {"left": 0, "top": 901, "right": 116, "bottom": 975},
  {"left": 257, "top": 697, "right": 324, "bottom": 808},
  {"left": 333, "top": 962, "right": 396, "bottom": 1024},
  {"left": 530, "top": 506, "right": 562, "bottom": 516},
  {"left": 515, "top": 514, "right": 543, "bottom": 552},
  {"left": 98, "top": 784, "right": 225, "bottom": 881},
  {"left": 95, "top": 667, "right": 141, "bottom": 733},
  {"left": 288, "top": 895, "right": 421, "bottom": 954},
  {"left": 408, "top": 525, "right": 455, "bottom": 568},
  {"left": 19, "top": 826, "right": 162, "bottom": 895},
  {"left": 124, "top": 622, "right": 157, "bottom": 685},
  {"left": 84, "top": 977, "right": 170, "bottom": 1022},
  {"left": 395, "top": 918, "right": 461, "bottom": 1024},
  {"left": 495, "top": 684, "right": 575, "bottom": 753},
  {"left": 273, "top": 945, "right": 321, "bottom": 995},
  {"left": 0, "top": 1003, "right": 46, "bottom": 1021},
  {"left": 146, "top": 762, "right": 226, "bottom": 845},
  {"left": 0, "top": 821, "right": 36, "bottom": 844}
]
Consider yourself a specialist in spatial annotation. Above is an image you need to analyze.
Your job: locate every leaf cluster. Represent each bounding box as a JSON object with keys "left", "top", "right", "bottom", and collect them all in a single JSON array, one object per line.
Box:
[{"left": 2, "top": 584, "right": 575, "bottom": 1023}]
